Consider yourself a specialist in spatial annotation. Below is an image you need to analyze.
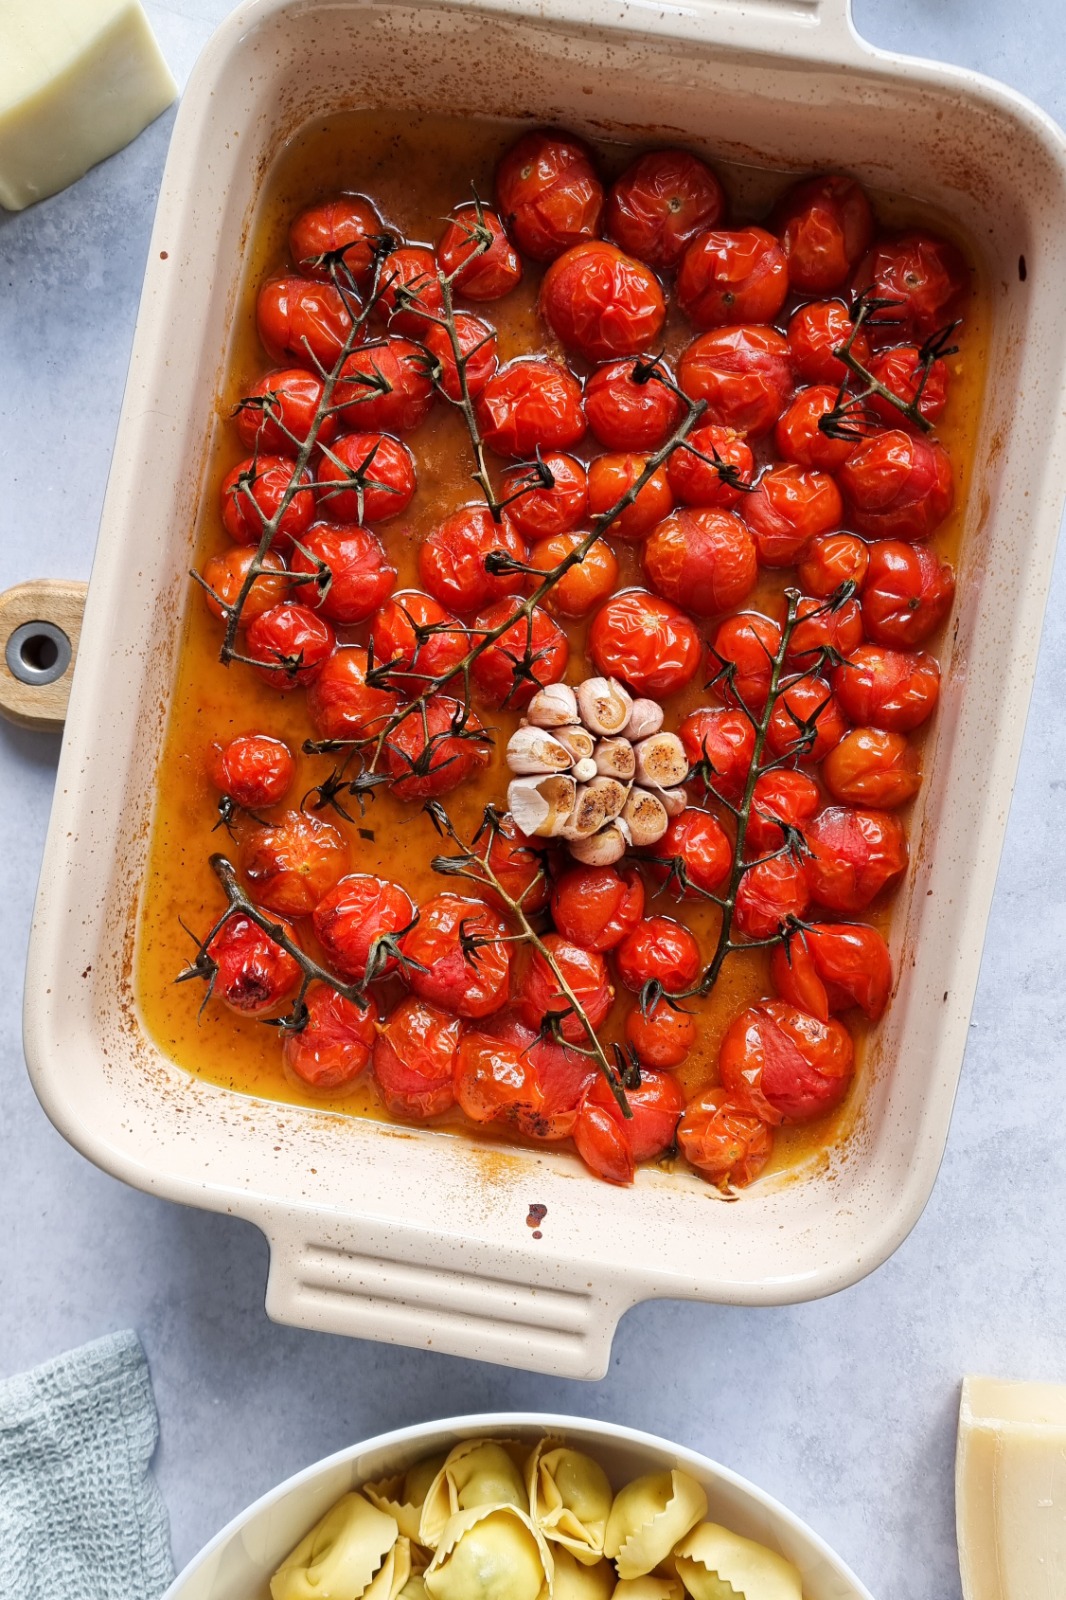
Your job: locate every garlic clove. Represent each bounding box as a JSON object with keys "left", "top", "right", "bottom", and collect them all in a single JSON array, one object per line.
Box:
[
  {"left": 623, "top": 698, "right": 665, "bottom": 741},
  {"left": 622, "top": 786, "right": 670, "bottom": 847},
  {"left": 508, "top": 774, "right": 577, "bottom": 838},
  {"left": 569, "top": 822, "right": 628, "bottom": 866},
  {"left": 559, "top": 784, "right": 609, "bottom": 840},
  {"left": 571, "top": 757, "right": 597, "bottom": 783},
  {"left": 633, "top": 731, "right": 689, "bottom": 789},
  {"left": 525, "top": 683, "right": 578, "bottom": 728},
  {"left": 575, "top": 676, "right": 633, "bottom": 737},
  {"left": 642, "top": 780, "right": 688, "bottom": 818},
  {"left": 554, "top": 724, "right": 596, "bottom": 763},
  {"left": 594, "top": 736, "right": 637, "bottom": 781},
  {"left": 586, "top": 775, "right": 628, "bottom": 820},
  {"left": 506, "top": 725, "right": 573, "bottom": 775}
]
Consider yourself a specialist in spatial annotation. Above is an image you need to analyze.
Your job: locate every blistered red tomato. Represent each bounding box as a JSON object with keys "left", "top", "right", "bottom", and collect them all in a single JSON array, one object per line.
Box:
[
  {"left": 385, "top": 696, "right": 490, "bottom": 800},
  {"left": 485, "top": 1015, "right": 597, "bottom": 1140},
  {"left": 515, "top": 934, "right": 614, "bottom": 1044},
  {"left": 606, "top": 149, "right": 725, "bottom": 271},
  {"left": 616, "top": 916, "right": 700, "bottom": 994},
  {"left": 734, "top": 855, "right": 810, "bottom": 941},
  {"left": 679, "top": 707, "right": 755, "bottom": 803},
  {"left": 774, "top": 386, "right": 858, "bottom": 473},
  {"left": 773, "top": 174, "right": 873, "bottom": 294},
  {"left": 402, "top": 893, "right": 512, "bottom": 1019},
  {"left": 771, "top": 922, "right": 892, "bottom": 1022},
  {"left": 481, "top": 814, "right": 550, "bottom": 914},
  {"left": 501, "top": 453, "right": 588, "bottom": 541},
  {"left": 822, "top": 726, "right": 921, "bottom": 808},
  {"left": 475, "top": 358, "right": 586, "bottom": 457},
  {"left": 786, "top": 593, "right": 864, "bottom": 672},
  {"left": 709, "top": 612, "right": 782, "bottom": 710},
  {"left": 551, "top": 864, "right": 645, "bottom": 952},
  {"left": 765, "top": 675, "right": 848, "bottom": 762},
  {"left": 317, "top": 432, "right": 416, "bottom": 524},
  {"left": 855, "top": 230, "right": 967, "bottom": 343},
  {"left": 470, "top": 598, "right": 568, "bottom": 708},
  {"left": 334, "top": 337, "right": 435, "bottom": 433},
  {"left": 666, "top": 424, "right": 754, "bottom": 509},
  {"left": 290, "top": 194, "right": 384, "bottom": 288},
  {"left": 651, "top": 807, "right": 731, "bottom": 898},
  {"left": 541, "top": 242, "right": 666, "bottom": 361},
  {"left": 868, "top": 344, "right": 949, "bottom": 428},
  {"left": 377, "top": 245, "right": 445, "bottom": 334},
  {"left": 221, "top": 456, "right": 315, "bottom": 548},
  {"left": 312, "top": 873, "right": 415, "bottom": 980},
  {"left": 201, "top": 546, "right": 289, "bottom": 627},
  {"left": 677, "top": 228, "right": 788, "bottom": 329},
  {"left": 421, "top": 311, "right": 499, "bottom": 401},
  {"left": 677, "top": 1089, "right": 775, "bottom": 1188},
  {"left": 677, "top": 325, "right": 793, "bottom": 438},
  {"left": 369, "top": 591, "right": 468, "bottom": 696},
  {"left": 240, "top": 810, "right": 348, "bottom": 917},
  {"left": 454, "top": 1031, "right": 545, "bottom": 1130},
  {"left": 584, "top": 358, "right": 685, "bottom": 452},
  {"left": 587, "top": 454, "right": 674, "bottom": 541},
  {"left": 246, "top": 602, "right": 335, "bottom": 691},
  {"left": 741, "top": 464, "right": 844, "bottom": 568},
  {"left": 235, "top": 368, "right": 333, "bottom": 456},
  {"left": 290, "top": 524, "right": 396, "bottom": 624},
  {"left": 747, "top": 769, "right": 820, "bottom": 854},
  {"left": 833, "top": 642, "right": 940, "bottom": 732},
  {"left": 209, "top": 734, "right": 294, "bottom": 810},
  {"left": 373, "top": 996, "right": 460, "bottom": 1119},
  {"left": 419, "top": 504, "right": 528, "bottom": 614},
  {"left": 719, "top": 999, "right": 854, "bottom": 1124},
  {"left": 437, "top": 204, "right": 522, "bottom": 299},
  {"left": 306, "top": 645, "right": 402, "bottom": 741},
  {"left": 797, "top": 531, "right": 870, "bottom": 597},
  {"left": 588, "top": 590, "right": 702, "bottom": 696},
  {"left": 283, "top": 985, "right": 376, "bottom": 1091},
  {"left": 861, "top": 541, "right": 955, "bottom": 648},
  {"left": 837, "top": 430, "right": 954, "bottom": 542},
  {"left": 207, "top": 913, "right": 300, "bottom": 1016},
  {"left": 495, "top": 130, "right": 604, "bottom": 262},
  {"left": 804, "top": 805, "right": 908, "bottom": 913},
  {"left": 624, "top": 998, "right": 696, "bottom": 1069},
  {"left": 643, "top": 507, "right": 757, "bottom": 616},
  {"left": 573, "top": 1070, "right": 684, "bottom": 1185},
  {"left": 256, "top": 276, "right": 356, "bottom": 369},
  {"left": 787, "top": 300, "right": 870, "bottom": 386},
  {"left": 531, "top": 533, "right": 618, "bottom": 618}
]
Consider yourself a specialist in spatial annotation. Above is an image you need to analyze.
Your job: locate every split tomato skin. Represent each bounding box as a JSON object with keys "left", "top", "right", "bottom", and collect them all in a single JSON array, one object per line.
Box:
[
  {"left": 312, "top": 873, "right": 416, "bottom": 981},
  {"left": 305, "top": 645, "right": 401, "bottom": 742},
  {"left": 495, "top": 129, "right": 604, "bottom": 262},
  {"left": 677, "top": 1088, "right": 775, "bottom": 1188},
  {"left": 616, "top": 916, "right": 701, "bottom": 995},
  {"left": 385, "top": 695, "right": 490, "bottom": 801},
  {"left": 584, "top": 358, "right": 685, "bottom": 452},
  {"left": 677, "top": 325, "right": 793, "bottom": 438},
  {"left": 334, "top": 337, "right": 436, "bottom": 434},
  {"left": 316, "top": 432, "right": 417, "bottom": 525},
  {"left": 551, "top": 864, "right": 646, "bottom": 952},
  {"left": 373, "top": 995, "right": 460, "bottom": 1119},
  {"left": 369, "top": 590, "right": 468, "bottom": 696},
  {"left": 666, "top": 424, "right": 754, "bottom": 509},
  {"left": 418, "top": 504, "right": 528, "bottom": 614},
  {"left": 861, "top": 541, "right": 956, "bottom": 648},
  {"left": 209, "top": 734, "right": 295, "bottom": 810},
  {"left": 470, "top": 598, "right": 569, "bottom": 709},
  {"left": 787, "top": 299, "right": 870, "bottom": 386},
  {"left": 868, "top": 344, "right": 949, "bottom": 429},
  {"left": 283, "top": 985, "right": 376, "bottom": 1091},
  {"left": 822, "top": 726, "right": 922, "bottom": 809},
  {"left": 734, "top": 854, "right": 810, "bottom": 941},
  {"left": 481, "top": 1014, "right": 597, "bottom": 1140},
  {"left": 207, "top": 913, "right": 301, "bottom": 1016},
  {"left": 774, "top": 385, "right": 859, "bottom": 474},
  {"left": 747, "top": 769, "right": 821, "bottom": 854},
  {"left": 587, "top": 454, "right": 674, "bottom": 542},
  {"left": 771, "top": 922, "right": 893, "bottom": 1022},
  {"left": 246, "top": 603, "right": 335, "bottom": 692},
  {"left": 454, "top": 1031, "right": 545, "bottom": 1130},
  {"left": 588, "top": 590, "right": 702, "bottom": 697},
  {"left": 643, "top": 507, "right": 758, "bottom": 617},
  {"left": 256, "top": 275, "right": 356, "bottom": 369},
  {"left": 652, "top": 807, "right": 731, "bottom": 899},
  {"left": 832, "top": 642, "right": 941, "bottom": 732},
  {"left": 515, "top": 934, "right": 614, "bottom": 1045},
  {"left": 797, "top": 531, "right": 870, "bottom": 597},
  {"left": 402, "top": 893, "right": 513, "bottom": 1019},
  {"left": 719, "top": 998, "right": 855, "bottom": 1124},
  {"left": 289, "top": 524, "right": 396, "bottom": 625},
  {"left": 573, "top": 1070, "right": 685, "bottom": 1185},
  {"left": 677, "top": 227, "right": 789, "bottom": 329},
  {"left": 421, "top": 311, "right": 499, "bottom": 401},
  {"left": 854, "top": 229, "right": 968, "bottom": 344},
  {"left": 437, "top": 204, "right": 522, "bottom": 300},
  {"left": 221, "top": 456, "right": 315, "bottom": 548},
  {"left": 240, "top": 810, "right": 349, "bottom": 918},
  {"left": 475, "top": 358, "right": 587, "bottom": 457},
  {"left": 502, "top": 453, "right": 588, "bottom": 541},
  {"left": 235, "top": 368, "right": 332, "bottom": 456},
  {"left": 606, "top": 148, "right": 725, "bottom": 272},
  {"left": 837, "top": 429, "right": 954, "bottom": 542},
  {"left": 540, "top": 241, "right": 666, "bottom": 361},
  {"left": 773, "top": 174, "right": 874, "bottom": 295},
  {"left": 741, "top": 463, "right": 844, "bottom": 568},
  {"left": 680, "top": 707, "right": 755, "bottom": 804},
  {"left": 804, "top": 804, "right": 908, "bottom": 913},
  {"left": 624, "top": 999, "right": 696, "bottom": 1070},
  {"left": 289, "top": 193, "right": 384, "bottom": 289}
]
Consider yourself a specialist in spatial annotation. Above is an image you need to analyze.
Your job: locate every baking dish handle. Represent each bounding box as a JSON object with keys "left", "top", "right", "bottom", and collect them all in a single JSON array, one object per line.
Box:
[
  {"left": 262, "top": 1215, "right": 633, "bottom": 1379},
  {"left": 652, "top": 0, "right": 864, "bottom": 64}
]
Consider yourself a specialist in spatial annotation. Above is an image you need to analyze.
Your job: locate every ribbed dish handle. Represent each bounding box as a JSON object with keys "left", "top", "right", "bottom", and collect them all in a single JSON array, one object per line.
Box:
[
  {"left": 676, "top": 0, "right": 864, "bottom": 62},
  {"left": 263, "top": 1217, "right": 629, "bottom": 1379}
]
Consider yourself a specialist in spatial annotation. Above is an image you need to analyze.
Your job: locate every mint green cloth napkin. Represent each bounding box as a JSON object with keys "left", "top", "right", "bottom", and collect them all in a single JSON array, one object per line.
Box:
[{"left": 0, "top": 1330, "right": 174, "bottom": 1598}]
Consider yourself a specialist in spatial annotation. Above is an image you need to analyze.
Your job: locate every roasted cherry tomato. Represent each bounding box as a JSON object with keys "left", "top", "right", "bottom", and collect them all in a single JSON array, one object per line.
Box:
[
  {"left": 334, "top": 336, "right": 436, "bottom": 433},
  {"left": 586, "top": 454, "right": 674, "bottom": 541},
  {"left": 804, "top": 805, "right": 908, "bottom": 913},
  {"left": 797, "top": 531, "right": 869, "bottom": 597},
  {"left": 643, "top": 507, "right": 757, "bottom": 617},
  {"left": 454, "top": 1031, "right": 544, "bottom": 1128},
  {"left": 551, "top": 864, "right": 645, "bottom": 952},
  {"left": 773, "top": 174, "right": 873, "bottom": 294},
  {"left": 680, "top": 707, "right": 755, "bottom": 803},
  {"left": 741, "top": 463, "right": 844, "bottom": 568},
  {"left": 765, "top": 675, "right": 848, "bottom": 762},
  {"left": 666, "top": 424, "right": 754, "bottom": 509},
  {"left": 437, "top": 204, "right": 522, "bottom": 300},
  {"left": 832, "top": 642, "right": 940, "bottom": 732},
  {"left": 481, "top": 814, "right": 550, "bottom": 914},
  {"left": 515, "top": 934, "right": 614, "bottom": 1044},
  {"left": 773, "top": 385, "right": 858, "bottom": 473},
  {"left": 369, "top": 590, "right": 468, "bottom": 696},
  {"left": 786, "top": 592, "right": 864, "bottom": 672},
  {"left": 677, "top": 325, "right": 793, "bottom": 438},
  {"left": 306, "top": 644, "right": 402, "bottom": 741},
  {"left": 573, "top": 1070, "right": 685, "bottom": 1185},
  {"left": 207, "top": 912, "right": 300, "bottom": 1016},
  {"left": 677, "top": 1088, "right": 775, "bottom": 1188},
  {"left": 402, "top": 893, "right": 512, "bottom": 1019},
  {"left": 283, "top": 985, "right": 377, "bottom": 1091},
  {"left": 709, "top": 612, "right": 783, "bottom": 711},
  {"left": 289, "top": 194, "right": 385, "bottom": 288},
  {"left": 421, "top": 311, "right": 499, "bottom": 401},
  {"left": 854, "top": 230, "right": 968, "bottom": 343},
  {"left": 470, "top": 598, "right": 569, "bottom": 708},
  {"left": 312, "top": 873, "right": 416, "bottom": 980},
  {"left": 246, "top": 602, "right": 335, "bottom": 691},
  {"left": 501, "top": 453, "right": 588, "bottom": 541},
  {"left": 475, "top": 358, "right": 586, "bottom": 457},
  {"left": 616, "top": 915, "right": 700, "bottom": 994},
  {"left": 651, "top": 807, "right": 731, "bottom": 898},
  {"left": 822, "top": 725, "right": 921, "bottom": 808},
  {"left": 746, "top": 769, "right": 820, "bottom": 854},
  {"left": 240, "top": 810, "right": 348, "bottom": 917},
  {"left": 221, "top": 456, "right": 315, "bottom": 548},
  {"left": 494, "top": 129, "right": 604, "bottom": 262},
  {"left": 256, "top": 275, "right": 356, "bottom": 369},
  {"left": 771, "top": 922, "right": 892, "bottom": 1022},
  {"left": 861, "top": 541, "right": 955, "bottom": 648},
  {"left": 531, "top": 533, "right": 618, "bottom": 618},
  {"left": 209, "top": 733, "right": 295, "bottom": 810},
  {"left": 235, "top": 368, "right": 333, "bottom": 456},
  {"left": 316, "top": 431, "right": 417, "bottom": 525},
  {"left": 584, "top": 358, "right": 685, "bottom": 452},
  {"left": 787, "top": 299, "right": 870, "bottom": 386},
  {"left": 719, "top": 999, "right": 854, "bottom": 1124},
  {"left": 734, "top": 854, "right": 810, "bottom": 941},
  {"left": 624, "top": 998, "right": 696, "bottom": 1069},
  {"left": 540, "top": 242, "right": 666, "bottom": 361},
  {"left": 868, "top": 344, "right": 949, "bottom": 429},
  {"left": 837, "top": 430, "right": 954, "bottom": 542},
  {"left": 385, "top": 696, "right": 490, "bottom": 801},
  {"left": 373, "top": 995, "right": 460, "bottom": 1119},
  {"left": 289, "top": 524, "right": 396, "bottom": 624},
  {"left": 606, "top": 149, "right": 725, "bottom": 272},
  {"left": 377, "top": 245, "right": 445, "bottom": 334},
  {"left": 588, "top": 590, "right": 702, "bottom": 696},
  {"left": 201, "top": 546, "right": 289, "bottom": 627},
  {"left": 677, "top": 228, "right": 788, "bottom": 329},
  {"left": 418, "top": 504, "right": 528, "bottom": 614},
  {"left": 484, "top": 1015, "right": 598, "bottom": 1141}
]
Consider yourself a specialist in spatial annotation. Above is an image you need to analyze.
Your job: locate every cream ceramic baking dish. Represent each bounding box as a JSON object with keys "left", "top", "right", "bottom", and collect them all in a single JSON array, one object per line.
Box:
[
  {"left": 23, "top": 0, "right": 1066, "bottom": 1378},
  {"left": 162, "top": 1413, "right": 875, "bottom": 1600}
]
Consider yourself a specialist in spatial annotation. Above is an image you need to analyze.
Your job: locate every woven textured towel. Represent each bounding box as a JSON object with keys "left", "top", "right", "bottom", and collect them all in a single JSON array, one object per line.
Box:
[{"left": 0, "top": 1329, "right": 174, "bottom": 1600}]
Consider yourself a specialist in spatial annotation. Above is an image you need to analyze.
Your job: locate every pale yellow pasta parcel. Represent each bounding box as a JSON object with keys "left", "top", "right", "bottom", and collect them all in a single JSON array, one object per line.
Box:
[
  {"left": 550, "top": 1546, "right": 616, "bottom": 1600},
  {"left": 673, "top": 1523, "right": 802, "bottom": 1600},
  {"left": 527, "top": 1439, "right": 614, "bottom": 1564},
  {"left": 364, "top": 1453, "right": 448, "bottom": 1542},
  {"left": 423, "top": 1504, "right": 552, "bottom": 1600},
  {"left": 419, "top": 1440, "right": 528, "bottom": 1548},
  {"left": 270, "top": 1492, "right": 407, "bottom": 1600},
  {"left": 603, "top": 1471, "right": 708, "bottom": 1580},
  {"left": 612, "top": 1578, "right": 684, "bottom": 1600}
]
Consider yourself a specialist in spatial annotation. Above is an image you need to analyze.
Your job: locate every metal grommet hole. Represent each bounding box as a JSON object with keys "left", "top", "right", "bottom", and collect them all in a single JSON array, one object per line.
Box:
[{"left": 6, "top": 620, "right": 72, "bottom": 687}]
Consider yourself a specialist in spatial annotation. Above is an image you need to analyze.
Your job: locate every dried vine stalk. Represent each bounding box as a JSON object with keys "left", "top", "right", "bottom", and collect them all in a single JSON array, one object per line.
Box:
[{"left": 821, "top": 288, "right": 960, "bottom": 442}]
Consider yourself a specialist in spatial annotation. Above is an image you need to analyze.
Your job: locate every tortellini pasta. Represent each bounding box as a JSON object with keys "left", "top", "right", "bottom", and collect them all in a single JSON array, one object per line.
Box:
[
  {"left": 603, "top": 1471, "right": 708, "bottom": 1580},
  {"left": 365, "top": 1453, "right": 448, "bottom": 1542},
  {"left": 527, "top": 1440, "right": 614, "bottom": 1565},
  {"left": 612, "top": 1580, "right": 684, "bottom": 1600},
  {"left": 550, "top": 1547, "right": 616, "bottom": 1600},
  {"left": 419, "top": 1440, "right": 528, "bottom": 1549},
  {"left": 270, "top": 1492, "right": 409, "bottom": 1600},
  {"left": 673, "top": 1524, "right": 802, "bottom": 1600},
  {"left": 423, "top": 1505, "right": 552, "bottom": 1600}
]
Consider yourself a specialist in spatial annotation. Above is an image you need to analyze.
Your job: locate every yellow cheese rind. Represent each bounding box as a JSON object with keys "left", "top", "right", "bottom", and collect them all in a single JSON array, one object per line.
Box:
[
  {"left": 0, "top": 0, "right": 176, "bottom": 211},
  {"left": 957, "top": 1374, "right": 1066, "bottom": 1600}
]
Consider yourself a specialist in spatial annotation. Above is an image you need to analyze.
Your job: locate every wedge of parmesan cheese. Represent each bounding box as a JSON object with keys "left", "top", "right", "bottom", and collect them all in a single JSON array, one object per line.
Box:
[
  {"left": 0, "top": 0, "right": 176, "bottom": 210},
  {"left": 957, "top": 1375, "right": 1066, "bottom": 1599}
]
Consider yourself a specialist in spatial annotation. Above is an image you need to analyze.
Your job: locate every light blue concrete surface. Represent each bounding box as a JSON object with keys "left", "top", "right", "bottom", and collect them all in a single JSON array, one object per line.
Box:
[{"left": 1, "top": 4, "right": 1063, "bottom": 1595}]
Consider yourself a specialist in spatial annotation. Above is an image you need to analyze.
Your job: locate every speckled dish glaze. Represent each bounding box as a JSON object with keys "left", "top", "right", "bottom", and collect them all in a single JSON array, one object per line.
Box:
[
  {"left": 161, "top": 1412, "right": 875, "bottom": 1600},
  {"left": 23, "top": 0, "right": 1066, "bottom": 1377}
]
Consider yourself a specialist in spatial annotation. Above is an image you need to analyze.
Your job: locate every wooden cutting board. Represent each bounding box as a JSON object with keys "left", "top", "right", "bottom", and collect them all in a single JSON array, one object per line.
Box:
[{"left": 0, "top": 580, "right": 88, "bottom": 730}]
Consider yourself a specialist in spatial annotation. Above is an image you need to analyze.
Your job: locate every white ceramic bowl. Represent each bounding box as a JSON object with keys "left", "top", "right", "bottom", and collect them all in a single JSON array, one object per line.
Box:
[{"left": 161, "top": 1413, "right": 876, "bottom": 1600}]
